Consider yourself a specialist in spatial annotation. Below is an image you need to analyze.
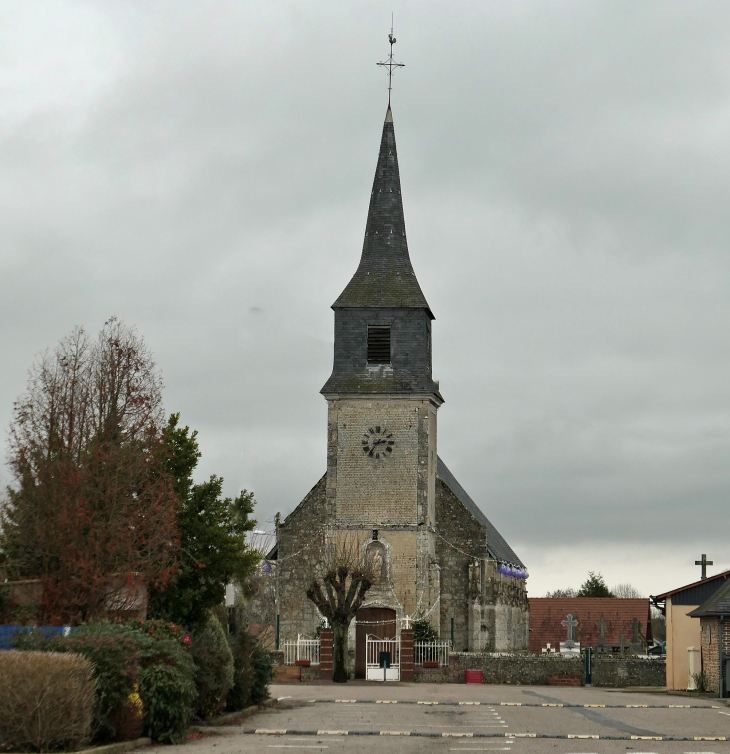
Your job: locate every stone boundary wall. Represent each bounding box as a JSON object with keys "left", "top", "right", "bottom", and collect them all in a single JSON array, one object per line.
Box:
[{"left": 414, "top": 653, "right": 665, "bottom": 688}]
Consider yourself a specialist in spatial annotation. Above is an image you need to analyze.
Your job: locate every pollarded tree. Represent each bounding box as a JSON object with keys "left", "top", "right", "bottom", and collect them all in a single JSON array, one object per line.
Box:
[
  {"left": 305, "top": 534, "right": 378, "bottom": 683},
  {"left": 1, "top": 319, "right": 178, "bottom": 624}
]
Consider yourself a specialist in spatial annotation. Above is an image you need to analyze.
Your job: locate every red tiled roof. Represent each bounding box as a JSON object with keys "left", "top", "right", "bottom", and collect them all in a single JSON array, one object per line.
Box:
[{"left": 528, "top": 598, "right": 651, "bottom": 654}]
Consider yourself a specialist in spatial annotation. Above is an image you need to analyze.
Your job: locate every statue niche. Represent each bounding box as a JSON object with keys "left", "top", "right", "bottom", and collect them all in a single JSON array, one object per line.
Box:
[{"left": 366, "top": 540, "right": 388, "bottom": 585}]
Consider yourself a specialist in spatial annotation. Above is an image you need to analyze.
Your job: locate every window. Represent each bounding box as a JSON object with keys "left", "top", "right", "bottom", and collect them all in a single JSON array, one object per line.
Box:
[{"left": 367, "top": 326, "right": 391, "bottom": 364}]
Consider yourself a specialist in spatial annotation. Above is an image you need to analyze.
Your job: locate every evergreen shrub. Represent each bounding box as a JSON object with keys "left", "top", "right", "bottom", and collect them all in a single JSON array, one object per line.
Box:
[
  {"left": 190, "top": 611, "right": 234, "bottom": 718},
  {"left": 226, "top": 609, "right": 273, "bottom": 711}
]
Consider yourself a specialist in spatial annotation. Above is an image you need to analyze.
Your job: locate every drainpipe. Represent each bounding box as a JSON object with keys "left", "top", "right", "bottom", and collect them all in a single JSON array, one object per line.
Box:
[{"left": 719, "top": 615, "right": 724, "bottom": 700}]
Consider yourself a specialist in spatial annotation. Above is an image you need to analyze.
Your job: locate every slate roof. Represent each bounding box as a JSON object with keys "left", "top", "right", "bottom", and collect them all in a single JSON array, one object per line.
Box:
[
  {"left": 436, "top": 456, "right": 525, "bottom": 569},
  {"left": 653, "top": 569, "right": 730, "bottom": 606},
  {"left": 333, "top": 106, "right": 433, "bottom": 318},
  {"left": 688, "top": 576, "right": 730, "bottom": 617},
  {"left": 528, "top": 598, "right": 652, "bottom": 653}
]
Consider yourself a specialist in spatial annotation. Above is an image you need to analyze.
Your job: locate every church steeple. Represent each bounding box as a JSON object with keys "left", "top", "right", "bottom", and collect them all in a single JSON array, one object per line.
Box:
[
  {"left": 322, "top": 104, "right": 440, "bottom": 399},
  {"left": 333, "top": 106, "right": 433, "bottom": 319}
]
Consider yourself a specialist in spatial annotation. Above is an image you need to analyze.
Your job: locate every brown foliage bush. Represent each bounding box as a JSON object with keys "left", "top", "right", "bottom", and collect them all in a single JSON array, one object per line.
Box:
[{"left": 0, "top": 651, "right": 96, "bottom": 751}]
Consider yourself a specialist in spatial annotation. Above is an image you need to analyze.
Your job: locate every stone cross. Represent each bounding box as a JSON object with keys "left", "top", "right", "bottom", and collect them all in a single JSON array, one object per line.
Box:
[
  {"left": 628, "top": 617, "right": 643, "bottom": 653},
  {"left": 542, "top": 643, "right": 556, "bottom": 654},
  {"left": 595, "top": 614, "right": 610, "bottom": 653},
  {"left": 695, "top": 553, "right": 713, "bottom": 580},
  {"left": 402, "top": 615, "right": 412, "bottom": 629},
  {"left": 561, "top": 613, "right": 579, "bottom": 648}
]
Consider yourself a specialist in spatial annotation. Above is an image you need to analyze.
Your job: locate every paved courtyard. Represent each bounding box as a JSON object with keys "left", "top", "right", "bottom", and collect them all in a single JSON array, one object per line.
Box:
[{"left": 151, "top": 683, "right": 729, "bottom": 754}]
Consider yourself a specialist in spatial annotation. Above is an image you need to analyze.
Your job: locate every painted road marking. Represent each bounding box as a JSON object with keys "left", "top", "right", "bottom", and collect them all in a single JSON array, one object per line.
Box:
[
  {"left": 304, "top": 698, "right": 716, "bottom": 709},
  {"left": 243, "top": 730, "right": 730, "bottom": 740}
]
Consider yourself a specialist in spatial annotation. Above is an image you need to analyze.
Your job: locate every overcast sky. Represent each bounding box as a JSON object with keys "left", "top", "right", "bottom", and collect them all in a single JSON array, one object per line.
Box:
[{"left": 2, "top": 1, "right": 730, "bottom": 598}]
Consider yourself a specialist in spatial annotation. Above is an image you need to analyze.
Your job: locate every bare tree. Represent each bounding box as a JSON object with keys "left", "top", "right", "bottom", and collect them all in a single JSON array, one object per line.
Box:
[
  {"left": 304, "top": 533, "right": 379, "bottom": 683},
  {"left": 1, "top": 318, "right": 177, "bottom": 624},
  {"left": 544, "top": 588, "right": 577, "bottom": 598},
  {"left": 612, "top": 583, "right": 644, "bottom": 599}
]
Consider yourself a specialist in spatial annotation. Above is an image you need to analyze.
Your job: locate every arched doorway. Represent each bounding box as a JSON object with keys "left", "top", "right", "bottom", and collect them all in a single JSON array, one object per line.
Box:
[{"left": 355, "top": 607, "right": 397, "bottom": 679}]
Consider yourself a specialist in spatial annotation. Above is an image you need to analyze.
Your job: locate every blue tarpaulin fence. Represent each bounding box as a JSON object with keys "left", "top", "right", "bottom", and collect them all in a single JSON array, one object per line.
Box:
[{"left": 0, "top": 625, "right": 76, "bottom": 650}]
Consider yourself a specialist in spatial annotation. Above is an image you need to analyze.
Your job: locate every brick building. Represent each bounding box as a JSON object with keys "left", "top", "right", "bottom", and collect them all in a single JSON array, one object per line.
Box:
[
  {"left": 271, "top": 104, "right": 528, "bottom": 677},
  {"left": 688, "top": 577, "right": 730, "bottom": 697}
]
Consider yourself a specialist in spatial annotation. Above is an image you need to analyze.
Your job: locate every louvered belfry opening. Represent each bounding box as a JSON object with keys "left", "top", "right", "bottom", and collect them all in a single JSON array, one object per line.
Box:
[{"left": 367, "top": 326, "right": 391, "bottom": 364}]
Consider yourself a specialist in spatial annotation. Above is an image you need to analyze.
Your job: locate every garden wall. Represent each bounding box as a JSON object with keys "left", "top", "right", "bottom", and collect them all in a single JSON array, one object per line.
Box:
[{"left": 414, "top": 653, "right": 665, "bottom": 688}]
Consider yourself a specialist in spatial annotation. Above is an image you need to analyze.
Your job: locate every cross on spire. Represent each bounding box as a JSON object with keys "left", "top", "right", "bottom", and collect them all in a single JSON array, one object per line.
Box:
[
  {"left": 377, "top": 16, "right": 405, "bottom": 106},
  {"left": 695, "top": 553, "right": 713, "bottom": 580}
]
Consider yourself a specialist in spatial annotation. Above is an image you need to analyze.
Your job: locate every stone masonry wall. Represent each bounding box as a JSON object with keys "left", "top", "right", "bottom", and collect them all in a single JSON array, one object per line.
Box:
[
  {"left": 328, "top": 398, "right": 433, "bottom": 528},
  {"left": 436, "top": 478, "right": 486, "bottom": 651},
  {"left": 700, "top": 617, "right": 729, "bottom": 693},
  {"left": 276, "top": 475, "right": 328, "bottom": 643},
  {"left": 414, "top": 653, "right": 666, "bottom": 687}
]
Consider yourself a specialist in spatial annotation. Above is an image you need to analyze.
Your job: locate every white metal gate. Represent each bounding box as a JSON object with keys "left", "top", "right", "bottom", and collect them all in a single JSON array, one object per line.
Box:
[{"left": 365, "top": 634, "right": 400, "bottom": 681}]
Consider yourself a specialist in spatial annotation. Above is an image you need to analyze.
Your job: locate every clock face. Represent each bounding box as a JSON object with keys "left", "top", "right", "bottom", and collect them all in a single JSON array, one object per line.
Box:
[{"left": 362, "top": 426, "right": 395, "bottom": 459}]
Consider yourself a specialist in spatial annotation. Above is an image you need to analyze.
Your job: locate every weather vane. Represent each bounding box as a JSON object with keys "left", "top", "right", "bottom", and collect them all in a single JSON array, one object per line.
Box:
[{"left": 377, "top": 15, "right": 404, "bottom": 106}]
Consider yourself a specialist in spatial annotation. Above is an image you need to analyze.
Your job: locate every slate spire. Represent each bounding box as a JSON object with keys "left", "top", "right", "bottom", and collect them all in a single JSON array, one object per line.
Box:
[{"left": 333, "top": 105, "right": 433, "bottom": 319}]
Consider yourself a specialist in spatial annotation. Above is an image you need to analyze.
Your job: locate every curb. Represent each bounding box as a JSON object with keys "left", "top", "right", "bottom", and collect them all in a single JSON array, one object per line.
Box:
[
  {"left": 193, "top": 697, "right": 279, "bottom": 728},
  {"left": 74, "top": 738, "right": 152, "bottom": 754},
  {"left": 305, "top": 697, "right": 717, "bottom": 709}
]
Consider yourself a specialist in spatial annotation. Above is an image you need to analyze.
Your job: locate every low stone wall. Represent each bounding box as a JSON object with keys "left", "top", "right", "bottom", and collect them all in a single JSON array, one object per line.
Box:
[{"left": 414, "top": 653, "right": 665, "bottom": 688}]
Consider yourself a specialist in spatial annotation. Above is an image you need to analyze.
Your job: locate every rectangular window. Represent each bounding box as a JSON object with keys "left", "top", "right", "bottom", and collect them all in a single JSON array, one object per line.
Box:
[{"left": 367, "top": 326, "right": 391, "bottom": 364}]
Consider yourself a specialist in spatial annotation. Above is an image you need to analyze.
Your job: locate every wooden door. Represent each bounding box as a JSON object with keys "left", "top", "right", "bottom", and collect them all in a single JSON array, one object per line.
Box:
[{"left": 355, "top": 607, "right": 397, "bottom": 679}]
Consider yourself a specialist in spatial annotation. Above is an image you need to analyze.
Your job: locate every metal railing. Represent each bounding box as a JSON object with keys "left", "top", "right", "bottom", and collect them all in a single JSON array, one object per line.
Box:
[
  {"left": 414, "top": 640, "right": 451, "bottom": 667},
  {"left": 283, "top": 635, "right": 320, "bottom": 665}
]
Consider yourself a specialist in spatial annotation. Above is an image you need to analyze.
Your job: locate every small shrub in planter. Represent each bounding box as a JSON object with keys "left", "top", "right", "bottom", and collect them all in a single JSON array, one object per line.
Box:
[
  {"left": 190, "top": 610, "right": 234, "bottom": 719},
  {"left": 0, "top": 650, "right": 96, "bottom": 752}
]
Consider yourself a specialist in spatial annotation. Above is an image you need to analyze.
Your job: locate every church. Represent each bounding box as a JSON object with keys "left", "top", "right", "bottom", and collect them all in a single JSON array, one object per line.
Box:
[{"left": 272, "top": 101, "right": 529, "bottom": 677}]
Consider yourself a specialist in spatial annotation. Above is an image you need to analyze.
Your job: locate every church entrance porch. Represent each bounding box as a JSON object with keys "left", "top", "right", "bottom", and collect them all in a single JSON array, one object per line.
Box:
[{"left": 355, "top": 607, "right": 397, "bottom": 679}]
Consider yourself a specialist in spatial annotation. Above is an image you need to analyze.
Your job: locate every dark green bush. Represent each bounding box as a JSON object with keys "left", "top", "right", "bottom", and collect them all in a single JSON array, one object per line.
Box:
[
  {"left": 190, "top": 611, "right": 234, "bottom": 718},
  {"left": 138, "top": 640, "right": 196, "bottom": 743},
  {"left": 226, "top": 621, "right": 273, "bottom": 711}
]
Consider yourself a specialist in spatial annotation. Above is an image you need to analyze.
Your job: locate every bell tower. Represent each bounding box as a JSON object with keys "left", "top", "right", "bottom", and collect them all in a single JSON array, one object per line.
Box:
[{"left": 321, "top": 104, "right": 442, "bottom": 617}]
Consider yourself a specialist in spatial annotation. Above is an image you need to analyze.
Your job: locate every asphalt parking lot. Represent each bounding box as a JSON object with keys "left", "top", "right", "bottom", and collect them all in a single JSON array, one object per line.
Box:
[{"left": 151, "top": 683, "right": 730, "bottom": 754}]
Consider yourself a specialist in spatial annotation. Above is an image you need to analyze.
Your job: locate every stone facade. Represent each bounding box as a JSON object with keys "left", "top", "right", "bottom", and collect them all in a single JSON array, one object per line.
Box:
[
  {"left": 273, "top": 103, "right": 529, "bottom": 672},
  {"left": 699, "top": 617, "right": 729, "bottom": 693}
]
